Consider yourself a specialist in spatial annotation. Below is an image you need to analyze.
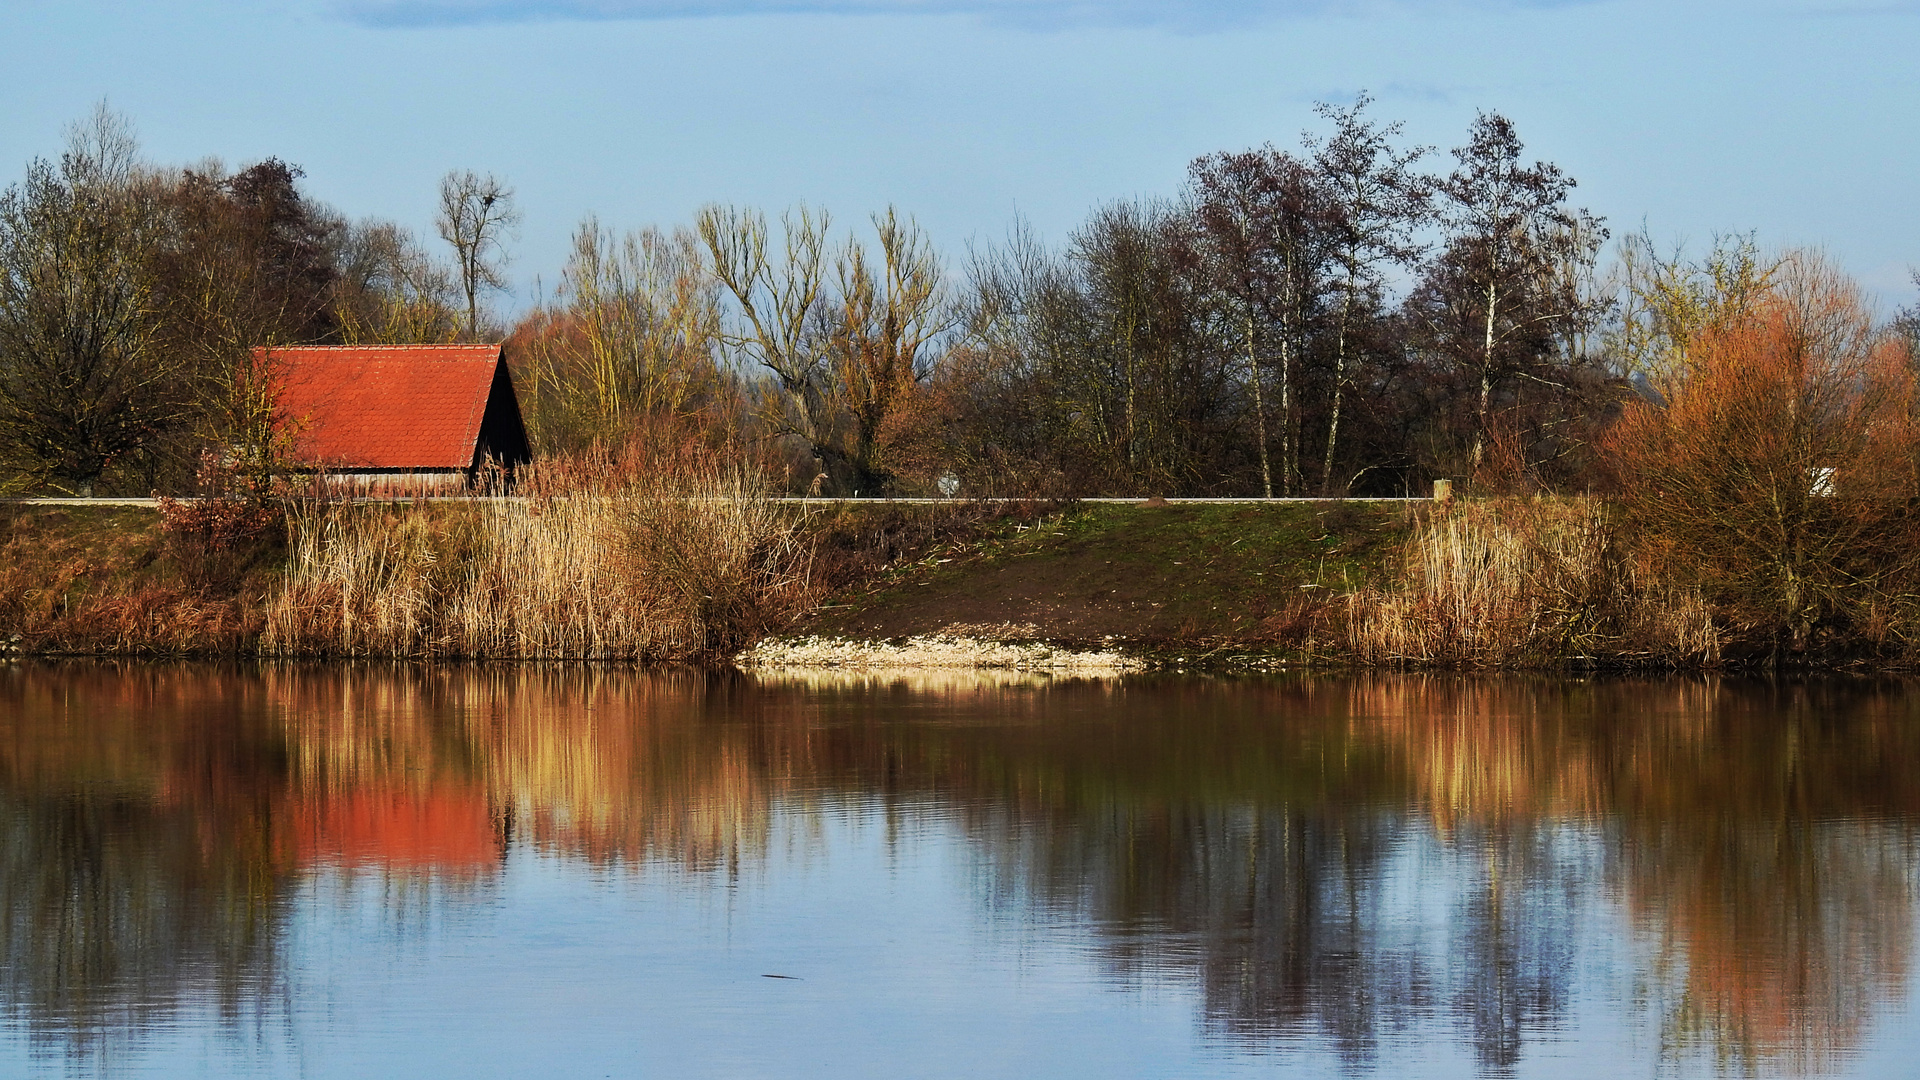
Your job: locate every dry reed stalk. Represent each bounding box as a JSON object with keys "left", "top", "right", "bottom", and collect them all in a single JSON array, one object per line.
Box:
[
  {"left": 263, "top": 435, "right": 814, "bottom": 661},
  {"left": 1347, "top": 497, "right": 1719, "bottom": 667}
]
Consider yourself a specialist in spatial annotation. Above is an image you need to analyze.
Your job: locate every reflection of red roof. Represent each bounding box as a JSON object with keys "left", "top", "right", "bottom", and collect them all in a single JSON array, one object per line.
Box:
[
  {"left": 261, "top": 345, "right": 505, "bottom": 470},
  {"left": 293, "top": 789, "right": 502, "bottom": 871}
]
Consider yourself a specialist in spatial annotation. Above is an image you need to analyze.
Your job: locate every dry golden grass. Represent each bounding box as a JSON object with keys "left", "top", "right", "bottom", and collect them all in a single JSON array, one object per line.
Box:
[
  {"left": 1346, "top": 497, "right": 1720, "bottom": 667},
  {"left": 263, "top": 437, "right": 814, "bottom": 661},
  {"left": 0, "top": 506, "right": 266, "bottom": 656}
]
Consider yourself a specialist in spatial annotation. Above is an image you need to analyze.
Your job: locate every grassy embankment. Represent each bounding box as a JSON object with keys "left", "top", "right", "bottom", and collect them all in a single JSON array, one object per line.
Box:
[
  {"left": 788, "top": 496, "right": 1728, "bottom": 669},
  {"left": 0, "top": 498, "right": 1406, "bottom": 663},
  {"left": 0, "top": 503, "right": 272, "bottom": 656},
  {"left": 0, "top": 493, "right": 1818, "bottom": 669},
  {"left": 793, "top": 500, "right": 1409, "bottom": 666}
]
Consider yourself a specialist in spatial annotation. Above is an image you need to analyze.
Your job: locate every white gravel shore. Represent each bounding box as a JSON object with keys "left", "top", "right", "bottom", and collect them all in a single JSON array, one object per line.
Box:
[{"left": 738, "top": 632, "right": 1144, "bottom": 674}]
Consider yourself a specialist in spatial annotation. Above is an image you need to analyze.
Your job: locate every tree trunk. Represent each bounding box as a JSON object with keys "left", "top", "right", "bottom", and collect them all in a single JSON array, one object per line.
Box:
[
  {"left": 1278, "top": 330, "right": 1294, "bottom": 496},
  {"left": 1125, "top": 328, "right": 1138, "bottom": 473},
  {"left": 1322, "top": 274, "right": 1354, "bottom": 493},
  {"left": 463, "top": 248, "right": 479, "bottom": 339},
  {"left": 1279, "top": 249, "right": 1297, "bottom": 496},
  {"left": 1473, "top": 277, "right": 1499, "bottom": 469},
  {"left": 1247, "top": 309, "right": 1271, "bottom": 499}
]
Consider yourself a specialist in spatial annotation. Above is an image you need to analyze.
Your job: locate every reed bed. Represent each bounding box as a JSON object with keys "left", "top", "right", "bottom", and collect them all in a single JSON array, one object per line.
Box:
[
  {"left": 263, "top": 439, "right": 814, "bottom": 661},
  {"left": 1347, "top": 497, "right": 1720, "bottom": 667}
]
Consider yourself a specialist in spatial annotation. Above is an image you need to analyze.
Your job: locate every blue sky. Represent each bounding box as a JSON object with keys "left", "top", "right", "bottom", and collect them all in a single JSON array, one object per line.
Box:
[{"left": 4, "top": 0, "right": 1918, "bottom": 306}]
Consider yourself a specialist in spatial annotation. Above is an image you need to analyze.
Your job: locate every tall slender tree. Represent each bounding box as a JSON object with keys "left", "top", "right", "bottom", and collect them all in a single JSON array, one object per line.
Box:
[
  {"left": 1410, "top": 113, "right": 1604, "bottom": 469},
  {"left": 436, "top": 170, "right": 518, "bottom": 339},
  {"left": 1188, "top": 148, "right": 1327, "bottom": 496},
  {"left": 1306, "top": 93, "right": 1429, "bottom": 492}
]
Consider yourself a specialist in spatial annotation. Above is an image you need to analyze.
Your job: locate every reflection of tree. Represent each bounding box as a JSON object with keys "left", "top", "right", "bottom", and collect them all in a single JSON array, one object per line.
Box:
[
  {"left": 1444, "top": 823, "right": 1580, "bottom": 1076},
  {"left": 989, "top": 804, "right": 1429, "bottom": 1065},
  {"left": 788, "top": 674, "right": 1919, "bottom": 1075},
  {"left": 914, "top": 680, "right": 1586, "bottom": 1070},
  {"left": 0, "top": 795, "right": 288, "bottom": 1057},
  {"left": 1599, "top": 681, "right": 1920, "bottom": 1075},
  {"left": 0, "top": 664, "right": 295, "bottom": 1061},
  {"left": 1628, "top": 819, "right": 1913, "bottom": 1076},
  {"left": 2, "top": 666, "right": 1918, "bottom": 1076}
]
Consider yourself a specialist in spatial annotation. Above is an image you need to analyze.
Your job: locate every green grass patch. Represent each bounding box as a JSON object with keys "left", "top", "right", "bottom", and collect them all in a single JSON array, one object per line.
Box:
[{"left": 799, "top": 501, "right": 1412, "bottom": 649}]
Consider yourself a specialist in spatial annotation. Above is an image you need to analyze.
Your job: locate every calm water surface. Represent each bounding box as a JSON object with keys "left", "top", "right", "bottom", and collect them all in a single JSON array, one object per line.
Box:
[{"left": 2, "top": 664, "right": 1918, "bottom": 1078}]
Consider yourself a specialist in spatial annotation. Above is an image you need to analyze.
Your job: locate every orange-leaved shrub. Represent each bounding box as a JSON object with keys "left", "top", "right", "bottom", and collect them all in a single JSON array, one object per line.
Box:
[{"left": 1602, "top": 254, "right": 1920, "bottom": 661}]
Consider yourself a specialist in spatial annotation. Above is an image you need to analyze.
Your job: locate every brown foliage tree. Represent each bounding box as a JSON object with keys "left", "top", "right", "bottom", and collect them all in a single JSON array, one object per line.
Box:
[
  {"left": 151, "top": 158, "right": 344, "bottom": 484},
  {"left": 823, "top": 208, "right": 949, "bottom": 494},
  {"left": 0, "top": 109, "right": 182, "bottom": 495},
  {"left": 1604, "top": 254, "right": 1920, "bottom": 659}
]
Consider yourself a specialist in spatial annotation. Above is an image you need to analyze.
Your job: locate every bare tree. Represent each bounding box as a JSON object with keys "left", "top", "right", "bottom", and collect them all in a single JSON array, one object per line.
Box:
[
  {"left": 1307, "top": 93, "right": 1429, "bottom": 492},
  {"left": 941, "top": 206, "right": 1235, "bottom": 497},
  {"left": 525, "top": 215, "right": 722, "bottom": 440},
  {"left": 332, "top": 219, "right": 463, "bottom": 345},
  {"left": 941, "top": 220, "right": 1092, "bottom": 495},
  {"left": 1606, "top": 229, "right": 1776, "bottom": 382},
  {"left": 436, "top": 170, "right": 519, "bottom": 338},
  {"left": 1189, "top": 148, "right": 1327, "bottom": 496},
  {"left": 697, "top": 204, "right": 834, "bottom": 460},
  {"left": 0, "top": 108, "right": 178, "bottom": 495},
  {"left": 825, "top": 208, "right": 950, "bottom": 492},
  {"left": 1064, "top": 199, "right": 1243, "bottom": 494},
  {"left": 1414, "top": 113, "right": 1604, "bottom": 469}
]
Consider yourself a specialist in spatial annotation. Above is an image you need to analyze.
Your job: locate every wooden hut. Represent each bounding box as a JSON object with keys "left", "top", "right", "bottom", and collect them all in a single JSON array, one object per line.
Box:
[{"left": 259, "top": 344, "right": 531, "bottom": 490}]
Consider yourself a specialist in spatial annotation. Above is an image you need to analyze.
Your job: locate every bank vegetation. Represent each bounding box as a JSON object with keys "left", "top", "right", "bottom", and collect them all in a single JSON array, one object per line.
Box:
[{"left": 4, "top": 103, "right": 1920, "bottom": 668}]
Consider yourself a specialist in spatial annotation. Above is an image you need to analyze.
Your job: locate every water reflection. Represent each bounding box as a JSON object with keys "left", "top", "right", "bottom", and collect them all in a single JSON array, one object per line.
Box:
[{"left": 1, "top": 665, "right": 1917, "bottom": 1076}]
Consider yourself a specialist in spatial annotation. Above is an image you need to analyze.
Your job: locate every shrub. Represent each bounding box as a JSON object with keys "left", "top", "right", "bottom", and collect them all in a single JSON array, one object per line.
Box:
[
  {"left": 155, "top": 451, "right": 286, "bottom": 591},
  {"left": 1602, "top": 253, "right": 1920, "bottom": 661}
]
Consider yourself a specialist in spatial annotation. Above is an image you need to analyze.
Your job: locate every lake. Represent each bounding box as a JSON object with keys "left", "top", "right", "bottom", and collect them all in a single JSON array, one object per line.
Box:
[{"left": 1, "top": 663, "right": 1916, "bottom": 1078}]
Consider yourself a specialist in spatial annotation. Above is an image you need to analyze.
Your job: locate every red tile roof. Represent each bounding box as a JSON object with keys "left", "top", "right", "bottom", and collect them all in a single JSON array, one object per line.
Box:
[{"left": 261, "top": 344, "right": 505, "bottom": 470}]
